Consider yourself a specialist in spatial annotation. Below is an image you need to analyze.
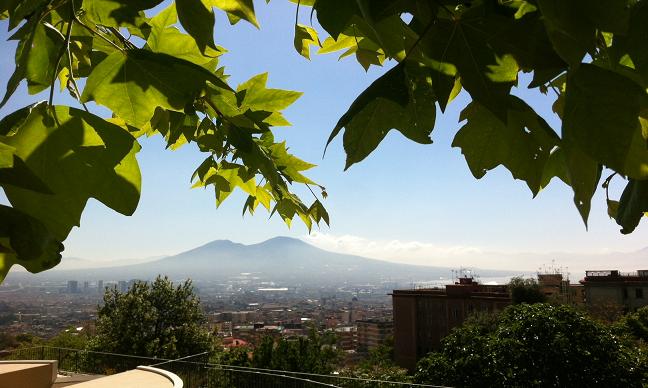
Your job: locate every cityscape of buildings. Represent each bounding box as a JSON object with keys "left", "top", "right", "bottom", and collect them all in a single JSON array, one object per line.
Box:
[{"left": 1, "top": 267, "right": 646, "bottom": 370}]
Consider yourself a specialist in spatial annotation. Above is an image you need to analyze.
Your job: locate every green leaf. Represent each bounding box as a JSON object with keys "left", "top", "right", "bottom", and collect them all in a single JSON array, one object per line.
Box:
[
  {"left": 0, "top": 205, "right": 64, "bottom": 282},
  {"left": 318, "top": 34, "right": 356, "bottom": 55},
  {"left": 236, "top": 73, "right": 302, "bottom": 112},
  {"left": 82, "top": 49, "right": 229, "bottom": 126},
  {"left": 537, "top": 0, "right": 596, "bottom": 66},
  {"left": 194, "top": 161, "right": 256, "bottom": 206},
  {"left": 453, "top": 96, "right": 559, "bottom": 196},
  {"left": 327, "top": 62, "right": 436, "bottom": 169},
  {"left": 308, "top": 199, "right": 329, "bottom": 226},
  {"left": 294, "top": 24, "right": 320, "bottom": 60},
  {"left": 268, "top": 141, "right": 316, "bottom": 184},
  {"left": 176, "top": 0, "right": 217, "bottom": 53},
  {"left": 0, "top": 20, "right": 64, "bottom": 108},
  {"left": 563, "top": 64, "right": 648, "bottom": 179},
  {"left": 419, "top": 4, "right": 519, "bottom": 119},
  {"left": 205, "top": 0, "right": 259, "bottom": 28},
  {"left": 564, "top": 147, "right": 601, "bottom": 227},
  {"left": 313, "top": 0, "right": 360, "bottom": 40},
  {"left": 1, "top": 104, "right": 141, "bottom": 240},
  {"left": 615, "top": 179, "right": 648, "bottom": 234},
  {"left": 626, "top": 1, "right": 648, "bottom": 85},
  {"left": 147, "top": 6, "right": 223, "bottom": 69},
  {"left": 0, "top": 142, "right": 13, "bottom": 169},
  {"left": 81, "top": 0, "right": 159, "bottom": 28}
]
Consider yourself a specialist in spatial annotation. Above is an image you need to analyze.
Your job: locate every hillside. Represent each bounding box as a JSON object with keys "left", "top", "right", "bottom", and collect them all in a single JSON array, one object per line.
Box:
[{"left": 7, "top": 237, "right": 514, "bottom": 284}]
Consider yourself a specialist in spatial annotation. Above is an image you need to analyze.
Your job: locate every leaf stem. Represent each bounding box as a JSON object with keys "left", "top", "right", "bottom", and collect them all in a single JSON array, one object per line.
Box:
[
  {"left": 403, "top": 19, "right": 435, "bottom": 63},
  {"left": 108, "top": 26, "right": 137, "bottom": 50},
  {"left": 72, "top": 14, "right": 124, "bottom": 52},
  {"left": 295, "top": 0, "right": 300, "bottom": 26},
  {"left": 305, "top": 183, "right": 321, "bottom": 202},
  {"left": 66, "top": 34, "right": 89, "bottom": 111},
  {"left": 49, "top": 16, "right": 73, "bottom": 107},
  {"left": 602, "top": 172, "right": 618, "bottom": 201}
]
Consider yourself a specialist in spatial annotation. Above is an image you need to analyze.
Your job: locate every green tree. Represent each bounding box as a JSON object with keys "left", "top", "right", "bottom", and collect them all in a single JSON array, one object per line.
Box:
[
  {"left": 88, "top": 276, "right": 212, "bottom": 360},
  {"left": 47, "top": 327, "right": 89, "bottom": 349},
  {"left": 337, "top": 336, "right": 412, "bottom": 388},
  {"left": 508, "top": 276, "right": 547, "bottom": 304},
  {"left": 415, "top": 303, "right": 647, "bottom": 387},
  {"left": 616, "top": 306, "right": 648, "bottom": 342},
  {"left": 3, "top": 1, "right": 648, "bottom": 281},
  {"left": 251, "top": 329, "right": 341, "bottom": 374}
]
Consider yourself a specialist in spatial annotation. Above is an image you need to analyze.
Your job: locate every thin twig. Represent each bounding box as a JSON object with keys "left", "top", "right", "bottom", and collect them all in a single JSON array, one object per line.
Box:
[
  {"left": 65, "top": 30, "right": 89, "bottom": 111},
  {"left": 73, "top": 14, "right": 124, "bottom": 52},
  {"left": 65, "top": 0, "right": 89, "bottom": 111},
  {"left": 108, "top": 26, "right": 136, "bottom": 49},
  {"left": 305, "top": 183, "right": 321, "bottom": 202},
  {"left": 49, "top": 16, "right": 73, "bottom": 106},
  {"left": 295, "top": 0, "right": 300, "bottom": 26},
  {"left": 602, "top": 172, "right": 618, "bottom": 201}
]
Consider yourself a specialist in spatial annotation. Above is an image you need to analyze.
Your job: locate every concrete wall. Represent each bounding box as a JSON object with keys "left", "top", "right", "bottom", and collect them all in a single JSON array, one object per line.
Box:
[{"left": 0, "top": 361, "right": 57, "bottom": 388}]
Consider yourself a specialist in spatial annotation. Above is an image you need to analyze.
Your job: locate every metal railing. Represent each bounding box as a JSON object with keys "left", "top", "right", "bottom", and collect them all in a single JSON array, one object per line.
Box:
[{"left": 0, "top": 346, "right": 448, "bottom": 388}]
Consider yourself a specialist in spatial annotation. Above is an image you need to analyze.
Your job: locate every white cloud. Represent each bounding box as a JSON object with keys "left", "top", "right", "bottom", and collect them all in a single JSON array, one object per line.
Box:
[
  {"left": 300, "top": 232, "right": 648, "bottom": 277},
  {"left": 302, "top": 232, "right": 493, "bottom": 268}
]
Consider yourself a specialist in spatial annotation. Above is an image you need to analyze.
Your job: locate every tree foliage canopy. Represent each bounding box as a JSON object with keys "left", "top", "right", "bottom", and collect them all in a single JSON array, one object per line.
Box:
[
  {"left": 415, "top": 304, "right": 647, "bottom": 387},
  {"left": 508, "top": 276, "right": 547, "bottom": 304},
  {"left": 251, "top": 328, "right": 341, "bottom": 374},
  {"left": 2, "top": 0, "right": 648, "bottom": 280},
  {"left": 89, "top": 276, "right": 212, "bottom": 359}
]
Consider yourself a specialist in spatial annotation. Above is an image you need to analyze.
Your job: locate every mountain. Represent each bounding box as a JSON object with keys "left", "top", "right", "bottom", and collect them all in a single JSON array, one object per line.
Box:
[{"left": 6, "top": 237, "right": 515, "bottom": 284}]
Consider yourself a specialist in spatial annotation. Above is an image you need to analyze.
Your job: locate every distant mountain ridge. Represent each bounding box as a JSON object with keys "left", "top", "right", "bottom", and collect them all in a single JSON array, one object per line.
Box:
[{"left": 7, "top": 237, "right": 515, "bottom": 284}]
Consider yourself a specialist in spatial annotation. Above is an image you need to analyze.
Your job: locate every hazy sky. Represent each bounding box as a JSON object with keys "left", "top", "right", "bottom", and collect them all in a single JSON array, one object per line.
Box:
[{"left": 1, "top": 1, "right": 646, "bottom": 274}]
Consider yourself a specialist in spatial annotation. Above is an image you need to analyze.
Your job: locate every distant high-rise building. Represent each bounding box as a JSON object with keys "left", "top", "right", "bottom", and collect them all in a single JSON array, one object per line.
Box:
[
  {"left": 392, "top": 277, "right": 510, "bottom": 370},
  {"left": 97, "top": 280, "right": 104, "bottom": 293},
  {"left": 67, "top": 280, "right": 78, "bottom": 293},
  {"left": 118, "top": 280, "right": 128, "bottom": 293},
  {"left": 83, "top": 281, "right": 89, "bottom": 292}
]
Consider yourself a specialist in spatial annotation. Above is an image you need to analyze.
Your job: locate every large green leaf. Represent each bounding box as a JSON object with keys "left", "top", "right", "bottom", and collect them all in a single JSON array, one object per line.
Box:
[
  {"left": 236, "top": 73, "right": 302, "bottom": 112},
  {"left": 82, "top": 49, "right": 229, "bottom": 126},
  {"left": 176, "top": 0, "right": 217, "bottom": 53},
  {"left": 81, "top": 0, "right": 160, "bottom": 28},
  {"left": 313, "top": 0, "right": 360, "bottom": 40},
  {"left": 0, "top": 205, "right": 63, "bottom": 281},
  {"left": 327, "top": 62, "right": 435, "bottom": 169},
  {"left": 563, "top": 64, "right": 648, "bottom": 179},
  {"left": 205, "top": 0, "right": 259, "bottom": 28},
  {"left": 1, "top": 104, "right": 141, "bottom": 240},
  {"left": 453, "top": 96, "right": 559, "bottom": 196},
  {"left": 543, "top": 145, "right": 602, "bottom": 226},
  {"left": 562, "top": 146, "right": 601, "bottom": 227},
  {"left": 419, "top": 4, "right": 519, "bottom": 119},
  {"left": 615, "top": 179, "right": 648, "bottom": 234},
  {"left": 537, "top": 0, "right": 596, "bottom": 66},
  {"left": 147, "top": 5, "right": 222, "bottom": 68},
  {"left": 626, "top": 1, "right": 648, "bottom": 85}
]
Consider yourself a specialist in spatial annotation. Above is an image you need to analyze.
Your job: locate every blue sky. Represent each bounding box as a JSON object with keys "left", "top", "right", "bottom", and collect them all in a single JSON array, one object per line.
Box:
[{"left": 1, "top": 1, "right": 646, "bottom": 274}]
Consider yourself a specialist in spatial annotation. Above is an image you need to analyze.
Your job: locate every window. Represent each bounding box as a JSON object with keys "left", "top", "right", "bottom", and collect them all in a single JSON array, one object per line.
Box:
[
  {"left": 623, "top": 288, "right": 628, "bottom": 299},
  {"left": 636, "top": 288, "right": 644, "bottom": 299}
]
